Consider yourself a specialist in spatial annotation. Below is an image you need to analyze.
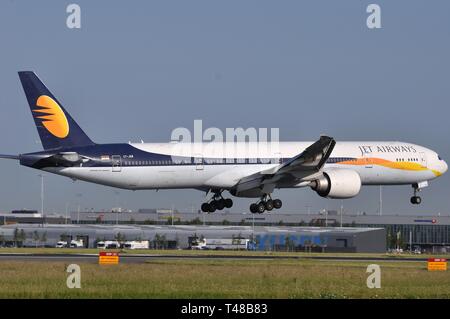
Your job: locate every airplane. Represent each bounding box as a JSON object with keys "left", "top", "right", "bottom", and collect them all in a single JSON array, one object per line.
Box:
[{"left": 0, "top": 71, "right": 447, "bottom": 214}]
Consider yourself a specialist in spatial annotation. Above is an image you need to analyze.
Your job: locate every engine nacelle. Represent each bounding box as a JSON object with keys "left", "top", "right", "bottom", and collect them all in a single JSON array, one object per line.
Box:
[{"left": 311, "top": 169, "right": 361, "bottom": 199}]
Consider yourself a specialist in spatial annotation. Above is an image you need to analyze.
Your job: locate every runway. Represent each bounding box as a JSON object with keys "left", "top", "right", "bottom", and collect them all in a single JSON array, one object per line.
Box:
[{"left": 0, "top": 253, "right": 430, "bottom": 263}]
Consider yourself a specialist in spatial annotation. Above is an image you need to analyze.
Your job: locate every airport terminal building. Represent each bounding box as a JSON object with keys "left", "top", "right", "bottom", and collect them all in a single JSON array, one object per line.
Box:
[
  {"left": 65, "top": 209, "right": 450, "bottom": 252},
  {"left": 2, "top": 208, "right": 450, "bottom": 253},
  {"left": 0, "top": 223, "right": 385, "bottom": 253}
]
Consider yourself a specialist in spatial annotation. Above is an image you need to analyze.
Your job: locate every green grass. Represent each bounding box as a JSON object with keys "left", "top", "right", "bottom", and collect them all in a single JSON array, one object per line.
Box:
[{"left": 0, "top": 258, "right": 448, "bottom": 298}]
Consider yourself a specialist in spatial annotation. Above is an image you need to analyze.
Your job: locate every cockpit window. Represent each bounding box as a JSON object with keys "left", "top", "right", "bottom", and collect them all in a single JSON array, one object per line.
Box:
[{"left": 438, "top": 155, "right": 442, "bottom": 160}]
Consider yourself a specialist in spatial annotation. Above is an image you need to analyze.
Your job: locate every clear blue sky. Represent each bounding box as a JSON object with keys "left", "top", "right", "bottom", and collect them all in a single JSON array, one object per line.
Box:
[{"left": 0, "top": 0, "right": 449, "bottom": 215}]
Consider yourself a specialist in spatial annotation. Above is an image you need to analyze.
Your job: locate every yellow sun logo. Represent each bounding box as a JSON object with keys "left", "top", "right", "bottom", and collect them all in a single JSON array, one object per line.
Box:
[{"left": 33, "top": 95, "right": 69, "bottom": 138}]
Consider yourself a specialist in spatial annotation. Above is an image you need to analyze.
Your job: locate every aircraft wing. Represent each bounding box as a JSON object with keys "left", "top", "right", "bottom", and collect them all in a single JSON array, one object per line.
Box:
[{"left": 233, "top": 136, "right": 335, "bottom": 196}]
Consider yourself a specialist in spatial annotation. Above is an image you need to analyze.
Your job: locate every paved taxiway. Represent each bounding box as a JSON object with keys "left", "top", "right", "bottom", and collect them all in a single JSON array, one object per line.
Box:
[{"left": 0, "top": 253, "right": 429, "bottom": 263}]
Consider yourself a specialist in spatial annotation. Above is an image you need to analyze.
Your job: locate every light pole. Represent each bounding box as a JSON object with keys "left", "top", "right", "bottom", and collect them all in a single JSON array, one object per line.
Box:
[
  {"left": 76, "top": 193, "right": 82, "bottom": 224},
  {"left": 305, "top": 205, "right": 311, "bottom": 215},
  {"left": 379, "top": 186, "right": 383, "bottom": 216},
  {"left": 252, "top": 212, "right": 255, "bottom": 232},
  {"left": 38, "top": 174, "right": 44, "bottom": 225},
  {"left": 113, "top": 190, "right": 120, "bottom": 225},
  {"left": 409, "top": 230, "right": 412, "bottom": 253},
  {"left": 65, "top": 202, "right": 69, "bottom": 224}
]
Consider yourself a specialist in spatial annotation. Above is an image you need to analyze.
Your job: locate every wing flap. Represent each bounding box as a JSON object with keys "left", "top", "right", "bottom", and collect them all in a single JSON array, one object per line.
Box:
[{"left": 233, "top": 136, "right": 336, "bottom": 196}]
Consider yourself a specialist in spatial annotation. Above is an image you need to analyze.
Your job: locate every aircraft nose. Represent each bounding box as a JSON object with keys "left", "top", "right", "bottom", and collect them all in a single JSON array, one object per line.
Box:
[{"left": 442, "top": 160, "right": 448, "bottom": 174}]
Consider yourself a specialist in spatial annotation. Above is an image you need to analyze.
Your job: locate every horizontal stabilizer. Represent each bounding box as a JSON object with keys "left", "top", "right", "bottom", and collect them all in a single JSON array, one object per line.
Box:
[{"left": 0, "top": 154, "right": 19, "bottom": 160}]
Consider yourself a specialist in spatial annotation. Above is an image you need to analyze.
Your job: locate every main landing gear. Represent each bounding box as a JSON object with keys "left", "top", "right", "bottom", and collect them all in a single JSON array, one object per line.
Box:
[
  {"left": 410, "top": 183, "right": 423, "bottom": 205},
  {"left": 249, "top": 195, "right": 282, "bottom": 214},
  {"left": 201, "top": 191, "right": 233, "bottom": 213}
]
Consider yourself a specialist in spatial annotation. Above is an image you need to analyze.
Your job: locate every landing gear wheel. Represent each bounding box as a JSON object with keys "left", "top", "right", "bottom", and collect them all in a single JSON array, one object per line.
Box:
[
  {"left": 209, "top": 201, "right": 217, "bottom": 212},
  {"left": 410, "top": 183, "right": 424, "bottom": 205},
  {"left": 224, "top": 198, "right": 233, "bottom": 208},
  {"left": 257, "top": 202, "right": 266, "bottom": 214},
  {"left": 215, "top": 199, "right": 225, "bottom": 210},
  {"left": 204, "top": 190, "right": 234, "bottom": 212},
  {"left": 250, "top": 203, "right": 258, "bottom": 214},
  {"left": 201, "top": 203, "right": 210, "bottom": 213},
  {"left": 273, "top": 199, "right": 282, "bottom": 209},
  {"left": 265, "top": 200, "right": 274, "bottom": 211}
]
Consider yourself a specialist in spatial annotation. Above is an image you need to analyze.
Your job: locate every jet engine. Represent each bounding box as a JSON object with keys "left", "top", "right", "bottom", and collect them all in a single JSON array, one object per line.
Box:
[{"left": 311, "top": 169, "right": 361, "bottom": 199}]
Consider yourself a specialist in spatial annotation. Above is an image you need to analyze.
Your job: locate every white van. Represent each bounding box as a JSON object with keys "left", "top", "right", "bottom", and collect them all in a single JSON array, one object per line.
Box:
[
  {"left": 70, "top": 239, "right": 84, "bottom": 248},
  {"left": 123, "top": 241, "right": 149, "bottom": 250},
  {"left": 97, "top": 240, "right": 120, "bottom": 249},
  {"left": 56, "top": 241, "right": 68, "bottom": 248}
]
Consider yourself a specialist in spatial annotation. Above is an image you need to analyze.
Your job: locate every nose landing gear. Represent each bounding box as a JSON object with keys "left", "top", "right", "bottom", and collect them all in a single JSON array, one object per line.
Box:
[
  {"left": 410, "top": 196, "right": 421, "bottom": 205},
  {"left": 410, "top": 183, "right": 424, "bottom": 205}
]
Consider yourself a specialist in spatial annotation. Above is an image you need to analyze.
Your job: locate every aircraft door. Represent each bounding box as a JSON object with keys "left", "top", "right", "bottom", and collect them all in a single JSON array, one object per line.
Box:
[
  {"left": 419, "top": 152, "right": 427, "bottom": 167},
  {"left": 194, "top": 154, "right": 204, "bottom": 170},
  {"left": 112, "top": 155, "right": 122, "bottom": 172},
  {"left": 363, "top": 153, "right": 373, "bottom": 168},
  {"left": 273, "top": 151, "right": 282, "bottom": 165}
]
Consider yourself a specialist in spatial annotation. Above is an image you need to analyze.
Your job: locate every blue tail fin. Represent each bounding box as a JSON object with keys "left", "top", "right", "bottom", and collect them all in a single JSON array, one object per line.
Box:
[{"left": 18, "top": 71, "right": 95, "bottom": 150}]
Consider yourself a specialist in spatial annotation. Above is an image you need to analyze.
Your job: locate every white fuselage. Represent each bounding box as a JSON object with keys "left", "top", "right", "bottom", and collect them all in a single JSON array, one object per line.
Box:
[{"left": 46, "top": 141, "right": 447, "bottom": 194}]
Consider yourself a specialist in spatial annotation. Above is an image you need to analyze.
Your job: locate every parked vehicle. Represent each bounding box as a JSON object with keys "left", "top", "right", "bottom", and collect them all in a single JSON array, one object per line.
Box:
[
  {"left": 70, "top": 239, "right": 84, "bottom": 248},
  {"left": 55, "top": 241, "right": 68, "bottom": 248},
  {"left": 97, "top": 240, "right": 120, "bottom": 249},
  {"left": 191, "top": 238, "right": 254, "bottom": 250},
  {"left": 122, "top": 240, "right": 149, "bottom": 250}
]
